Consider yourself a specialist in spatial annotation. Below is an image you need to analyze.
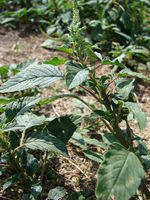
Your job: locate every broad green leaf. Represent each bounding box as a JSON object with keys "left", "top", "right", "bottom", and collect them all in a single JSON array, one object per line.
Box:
[
  {"left": 71, "top": 130, "right": 87, "bottom": 149},
  {"left": 142, "top": 155, "right": 150, "bottom": 169},
  {"left": 24, "top": 131, "right": 68, "bottom": 156},
  {"left": 42, "top": 39, "right": 72, "bottom": 55},
  {"left": 0, "top": 64, "right": 63, "bottom": 93},
  {"left": 44, "top": 57, "right": 66, "bottom": 66},
  {"left": 9, "top": 131, "right": 20, "bottom": 149},
  {"left": 101, "top": 132, "right": 120, "bottom": 145},
  {"left": 0, "top": 65, "right": 9, "bottom": 76},
  {"left": 96, "top": 144, "right": 145, "bottom": 200},
  {"left": 91, "top": 110, "right": 111, "bottom": 122},
  {"left": 134, "top": 135, "right": 148, "bottom": 155},
  {"left": 119, "top": 68, "right": 150, "bottom": 82},
  {"left": 102, "top": 59, "right": 126, "bottom": 69},
  {"left": 94, "top": 51, "right": 102, "bottom": 60},
  {"left": 25, "top": 154, "right": 39, "bottom": 175},
  {"left": 115, "top": 78, "right": 134, "bottom": 100},
  {"left": 48, "top": 187, "right": 66, "bottom": 200},
  {"left": 114, "top": 30, "right": 132, "bottom": 41},
  {"left": 15, "top": 59, "right": 38, "bottom": 71},
  {"left": 0, "top": 97, "right": 15, "bottom": 105},
  {"left": 129, "top": 47, "right": 149, "bottom": 57},
  {"left": 65, "top": 61, "right": 89, "bottom": 89},
  {"left": 47, "top": 26, "right": 57, "bottom": 35},
  {"left": 22, "top": 183, "right": 42, "bottom": 200},
  {"left": 84, "top": 137, "right": 107, "bottom": 149},
  {"left": 4, "top": 96, "right": 40, "bottom": 121},
  {"left": 52, "top": 46, "right": 73, "bottom": 55},
  {"left": 3, "top": 174, "right": 20, "bottom": 191},
  {"left": 83, "top": 150, "right": 103, "bottom": 163},
  {"left": 45, "top": 115, "right": 81, "bottom": 144},
  {"left": 125, "top": 102, "right": 146, "bottom": 130},
  {"left": 4, "top": 112, "right": 46, "bottom": 132}
]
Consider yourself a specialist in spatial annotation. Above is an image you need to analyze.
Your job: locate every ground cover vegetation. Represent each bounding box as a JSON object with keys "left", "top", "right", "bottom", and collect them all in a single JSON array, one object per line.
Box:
[{"left": 0, "top": 0, "right": 150, "bottom": 199}]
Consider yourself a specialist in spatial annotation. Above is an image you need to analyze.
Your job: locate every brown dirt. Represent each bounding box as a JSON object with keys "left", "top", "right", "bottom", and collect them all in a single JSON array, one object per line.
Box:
[
  {"left": 0, "top": 28, "right": 68, "bottom": 65},
  {"left": 0, "top": 27, "right": 150, "bottom": 199}
]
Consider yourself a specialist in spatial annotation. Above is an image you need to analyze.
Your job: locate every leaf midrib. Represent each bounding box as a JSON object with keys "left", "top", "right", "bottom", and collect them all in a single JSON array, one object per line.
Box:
[{"left": 107, "top": 151, "right": 130, "bottom": 200}]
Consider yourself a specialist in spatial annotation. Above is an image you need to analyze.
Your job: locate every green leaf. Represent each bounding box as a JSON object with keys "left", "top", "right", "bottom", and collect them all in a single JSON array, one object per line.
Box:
[
  {"left": 134, "top": 135, "right": 148, "bottom": 155},
  {"left": 47, "top": 26, "right": 57, "bottom": 35},
  {"left": 24, "top": 131, "right": 68, "bottom": 156},
  {"left": 119, "top": 68, "right": 150, "bottom": 82},
  {"left": 84, "top": 137, "right": 107, "bottom": 149},
  {"left": 0, "top": 64, "right": 63, "bottom": 93},
  {"left": 102, "top": 132, "right": 119, "bottom": 145},
  {"left": 102, "top": 59, "right": 126, "bottom": 69},
  {"left": 44, "top": 57, "right": 66, "bottom": 66},
  {"left": 22, "top": 183, "right": 42, "bottom": 200},
  {"left": 91, "top": 110, "right": 111, "bottom": 122},
  {"left": 15, "top": 59, "right": 38, "bottom": 71},
  {"left": 142, "top": 155, "right": 150, "bottom": 169},
  {"left": 4, "top": 112, "right": 46, "bottom": 132},
  {"left": 83, "top": 150, "right": 103, "bottom": 163},
  {"left": 0, "top": 97, "right": 15, "bottom": 105},
  {"left": 4, "top": 96, "right": 40, "bottom": 121},
  {"left": 96, "top": 144, "right": 145, "bottom": 200},
  {"left": 115, "top": 78, "right": 134, "bottom": 100},
  {"left": 3, "top": 174, "right": 20, "bottom": 191},
  {"left": 48, "top": 187, "right": 66, "bottom": 200},
  {"left": 25, "top": 153, "right": 39, "bottom": 175},
  {"left": 0, "top": 65, "right": 9, "bottom": 76},
  {"left": 125, "top": 102, "right": 146, "bottom": 130},
  {"left": 114, "top": 30, "right": 132, "bottom": 41},
  {"left": 94, "top": 51, "right": 102, "bottom": 60},
  {"left": 41, "top": 39, "right": 72, "bottom": 55},
  {"left": 65, "top": 61, "right": 89, "bottom": 89},
  {"left": 71, "top": 130, "right": 87, "bottom": 149},
  {"left": 129, "top": 46, "right": 149, "bottom": 57},
  {"left": 45, "top": 115, "right": 81, "bottom": 144}
]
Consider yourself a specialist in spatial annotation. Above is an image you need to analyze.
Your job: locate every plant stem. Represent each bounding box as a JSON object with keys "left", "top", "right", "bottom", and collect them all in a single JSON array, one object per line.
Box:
[
  {"left": 53, "top": 0, "right": 58, "bottom": 16},
  {"left": 101, "top": 89, "right": 128, "bottom": 148},
  {"left": 20, "top": 129, "right": 26, "bottom": 146},
  {"left": 40, "top": 152, "right": 48, "bottom": 182},
  {"left": 80, "top": 85, "right": 100, "bottom": 102},
  {"left": 13, "top": 129, "right": 26, "bottom": 154},
  {"left": 13, "top": 144, "right": 24, "bottom": 155}
]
